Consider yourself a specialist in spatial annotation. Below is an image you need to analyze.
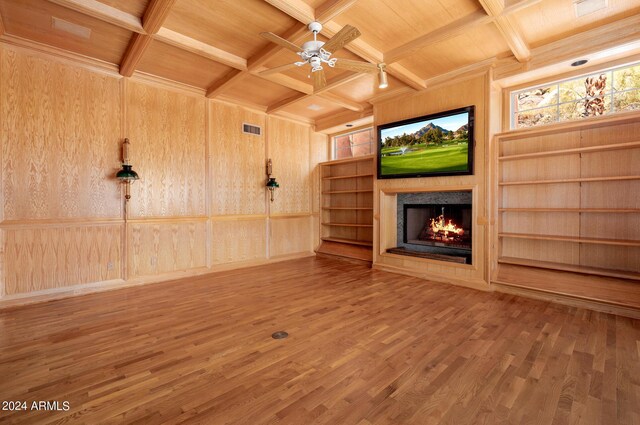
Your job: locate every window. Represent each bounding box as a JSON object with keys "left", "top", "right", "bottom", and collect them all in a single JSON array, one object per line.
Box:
[
  {"left": 333, "top": 127, "right": 374, "bottom": 160},
  {"left": 511, "top": 62, "right": 640, "bottom": 129}
]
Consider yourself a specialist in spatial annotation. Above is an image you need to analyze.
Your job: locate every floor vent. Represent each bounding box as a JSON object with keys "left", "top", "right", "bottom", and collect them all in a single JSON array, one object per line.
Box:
[{"left": 271, "top": 331, "right": 288, "bottom": 339}]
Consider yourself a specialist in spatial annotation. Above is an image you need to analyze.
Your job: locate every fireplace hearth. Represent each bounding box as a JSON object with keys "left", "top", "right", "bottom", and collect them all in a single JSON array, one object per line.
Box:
[{"left": 393, "top": 191, "right": 472, "bottom": 264}]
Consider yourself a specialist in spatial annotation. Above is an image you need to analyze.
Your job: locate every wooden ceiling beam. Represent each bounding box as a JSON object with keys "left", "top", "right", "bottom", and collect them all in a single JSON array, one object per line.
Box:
[
  {"left": 317, "top": 92, "right": 364, "bottom": 111},
  {"left": 315, "top": 0, "right": 359, "bottom": 23},
  {"left": 267, "top": 93, "right": 310, "bottom": 113},
  {"left": 315, "top": 105, "right": 373, "bottom": 132},
  {"left": 315, "top": 72, "right": 365, "bottom": 94},
  {"left": 119, "top": 0, "right": 176, "bottom": 77},
  {"left": 478, "top": 0, "right": 530, "bottom": 62},
  {"left": 206, "top": 69, "right": 247, "bottom": 98},
  {"left": 47, "top": 0, "right": 144, "bottom": 33},
  {"left": 384, "top": 0, "right": 540, "bottom": 64},
  {"left": 154, "top": 28, "right": 247, "bottom": 70},
  {"left": 263, "top": 0, "right": 315, "bottom": 24},
  {"left": 384, "top": 10, "right": 493, "bottom": 64},
  {"left": 248, "top": 23, "right": 308, "bottom": 71},
  {"left": 493, "top": 13, "right": 640, "bottom": 80}
]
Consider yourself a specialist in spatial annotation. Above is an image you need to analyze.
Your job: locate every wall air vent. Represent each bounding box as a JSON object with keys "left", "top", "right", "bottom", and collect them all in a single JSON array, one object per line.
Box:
[
  {"left": 573, "top": 0, "right": 608, "bottom": 17},
  {"left": 52, "top": 17, "right": 92, "bottom": 39},
  {"left": 242, "top": 123, "right": 262, "bottom": 136}
]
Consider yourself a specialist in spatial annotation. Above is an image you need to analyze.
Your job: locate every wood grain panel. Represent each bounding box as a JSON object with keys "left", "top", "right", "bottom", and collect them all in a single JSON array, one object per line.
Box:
[
  {"left": 4, "top": 224, "right": 122, "bottom": 295},
  {"left": 127, "top": 220, "right": 206, "bottom": 278},
  {"left": 211, "top": 218, "right": 267, "bottom": 264},
  {"left": 375, "top": 74, "right": 488, "bottom": 286},
  {"left": 268, "top": 116, "right": 311, "bottom": 215},
  {"left": 580, "top": 245, "right": 640, "bottom": 273},
  {"left": 269, "top": 216, "right": 312, "bottom": 257},
  {"left": 501, "top": 156, "right": 579, "bottom": 182},
  {"left": 500, "top": 238, "right": 580, "bottom": 265},
  {"left": 500, "top": 131, "right": 580, "bottom": 157},
  {"left": 0, "top": 47, "right": 122, "bottom": 220},
  {"left": 500, "top": 211, "right": 579, "bottom": 236},
  {"left": 209, "top": 101, "right": 266, "bottom": 216},
  {"left": 126, "top": 80, "right": 206, "bottom": 217}
]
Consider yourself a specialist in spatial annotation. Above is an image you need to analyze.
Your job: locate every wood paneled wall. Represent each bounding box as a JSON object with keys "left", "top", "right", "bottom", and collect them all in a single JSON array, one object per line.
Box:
[
  {"left": 373, "top": 74, "right": 490, "bottom": 290},
  {"left": 0, "top": 45, "right": 327, "bottom": 302}
]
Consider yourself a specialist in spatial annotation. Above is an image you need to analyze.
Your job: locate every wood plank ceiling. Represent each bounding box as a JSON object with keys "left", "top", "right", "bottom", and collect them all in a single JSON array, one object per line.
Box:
[{"left": 0, "top": 0, "right": 639, "bottom": 126}]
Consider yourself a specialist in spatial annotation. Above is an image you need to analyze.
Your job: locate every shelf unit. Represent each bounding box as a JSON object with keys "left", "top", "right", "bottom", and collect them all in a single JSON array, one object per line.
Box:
[
  {"left": 494, "top": 114, "right": 640, "bottom": 291},
  {"left": 317, "top": 155, "right": 374, "bottom": 262}
]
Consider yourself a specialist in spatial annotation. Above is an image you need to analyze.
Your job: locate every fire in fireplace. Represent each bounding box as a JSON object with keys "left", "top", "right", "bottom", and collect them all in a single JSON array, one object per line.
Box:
[{"left": 420, "top": 207, "right": 466, "bottom": 243}]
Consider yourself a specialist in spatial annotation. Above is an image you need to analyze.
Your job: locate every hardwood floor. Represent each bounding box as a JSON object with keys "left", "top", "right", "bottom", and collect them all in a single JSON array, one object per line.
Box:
[{"left": 0, "top": 257, "right": 639, "bottom": 424}]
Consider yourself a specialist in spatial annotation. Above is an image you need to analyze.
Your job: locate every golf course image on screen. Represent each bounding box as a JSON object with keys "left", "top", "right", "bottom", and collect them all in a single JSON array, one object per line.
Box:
[{"left": 378, "top": 107, "right": 473, "bottom": 178}]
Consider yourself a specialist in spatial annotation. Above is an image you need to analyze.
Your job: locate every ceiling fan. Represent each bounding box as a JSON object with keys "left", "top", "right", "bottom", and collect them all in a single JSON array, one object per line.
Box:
[{"left": 259, "top": 22, "right": 385, "bottom": 92}]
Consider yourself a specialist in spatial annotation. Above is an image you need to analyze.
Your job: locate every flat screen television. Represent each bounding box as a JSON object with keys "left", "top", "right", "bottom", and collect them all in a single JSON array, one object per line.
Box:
[{"left": 377, "top": 105, "right": 474, "bottom": 179}]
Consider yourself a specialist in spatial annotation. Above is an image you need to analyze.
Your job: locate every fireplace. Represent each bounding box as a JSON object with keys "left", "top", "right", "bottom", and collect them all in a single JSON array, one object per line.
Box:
[{"left": 391, "top": 191, "right": 472, "bottom": 264}]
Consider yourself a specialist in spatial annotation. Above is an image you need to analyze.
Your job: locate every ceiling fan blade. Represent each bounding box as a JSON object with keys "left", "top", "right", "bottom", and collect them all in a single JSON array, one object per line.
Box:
[
  {"left": 260, "top": 32, "right": 301, "bottom": 53},
  {"left": 333, "top": 59, "right": 379, "bottom": 73},
  {"left": 322, "top": 25, "right": 361, "bottom": 53},
  {"left": 259, "top": 63, "right": 299, "bottom": 76},
  {"left": 313, "top": 69, "right": 327, "bottom": 91}
]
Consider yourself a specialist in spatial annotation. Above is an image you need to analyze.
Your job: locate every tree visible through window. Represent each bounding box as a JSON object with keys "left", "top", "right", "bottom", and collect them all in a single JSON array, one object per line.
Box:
[
  {"left": 333, "top": 128, "right": 374, "bottom": 159},
  {"left": 512, "top": 62, "right": 640, "bottom": 129}
]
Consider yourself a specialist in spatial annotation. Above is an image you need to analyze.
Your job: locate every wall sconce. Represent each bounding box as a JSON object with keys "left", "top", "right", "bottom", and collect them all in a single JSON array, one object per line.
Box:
[
  {"left": 378, "top": 63, "right": 388, "bottom": 89},
  {"left": 265, "top": 158, "right": 279, "bottom": 202},
  {"left": 115, "top": 138, "right": 139, "bottom": 201}
]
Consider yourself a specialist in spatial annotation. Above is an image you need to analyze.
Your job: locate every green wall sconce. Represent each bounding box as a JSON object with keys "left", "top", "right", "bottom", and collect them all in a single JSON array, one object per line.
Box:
[
  {"left": 116, "top": 138, "right": 139, "bottom": 201},
  {"left": 266, "top": 158, "right": 279, "bottom": 202}
]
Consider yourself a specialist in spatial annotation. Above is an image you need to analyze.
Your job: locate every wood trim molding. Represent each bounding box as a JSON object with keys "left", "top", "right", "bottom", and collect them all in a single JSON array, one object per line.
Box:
[
  {"left": 154, "top": 28, "right": 247, "bottom": 70},
  {"left": 0, "top": 34, "right": 121, "bottom": 77},
  {"left": 47, "top": 0, "right": 144, "bottom": 33}
]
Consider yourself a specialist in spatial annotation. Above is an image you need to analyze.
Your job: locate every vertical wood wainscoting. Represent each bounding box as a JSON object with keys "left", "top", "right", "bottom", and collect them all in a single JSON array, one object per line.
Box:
[
  {"left": 493, "top": 112, "right": 640, "bottom": 310},
  {"left": 373, "top": 73, "right": 491, "bottom": 290},
  {"left": 0, "top": 45, "right": 328, "bottom": 306}
]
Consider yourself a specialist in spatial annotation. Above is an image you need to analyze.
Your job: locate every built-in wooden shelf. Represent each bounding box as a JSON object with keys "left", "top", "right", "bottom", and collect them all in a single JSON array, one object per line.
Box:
[
  {"left": 499, "top": 175, "right": 640, "bottom": 186},
  {"left": 499, "top": 140, "right": 640, "bottom": 161},
  {"left": 319, "top": 155, "right": 374, "bottom": 263},
  {"left": 321, "top": 237, "right": 373, "bottom": 247},
  {"left": 322, "top": 207, "right": 374, "bottom": 211},
  {"left": 322, "top": 189, "right": 374, "bottom": 194},
  {"left": 499, "top": 232, "right": 640, "bottom": 247},
  {"left": 322, "top": 223, "right": 373, "bottom": 228},
  {"left": 322, "top": 173, "right": 373, "bottom": 180},
  {"left": 499, "top": 208, "right": 640, "bottom": 213},
  {"left": 498, "top": 257, "right": 640, "bottom": 281}
]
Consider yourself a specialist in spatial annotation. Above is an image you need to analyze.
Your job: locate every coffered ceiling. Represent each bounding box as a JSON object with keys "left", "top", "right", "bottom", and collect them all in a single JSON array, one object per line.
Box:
[{"left": 0, "top": 0, "right": 638, "bottom": 128}]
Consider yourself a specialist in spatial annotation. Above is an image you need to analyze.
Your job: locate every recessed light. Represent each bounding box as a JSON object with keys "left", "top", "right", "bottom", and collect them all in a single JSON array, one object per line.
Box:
[
  {"left": 571, "top": 59, "right": 589, "bottom": 67},
  {"left": 307, "top": 104, "right": 323, "bottom": 111}
]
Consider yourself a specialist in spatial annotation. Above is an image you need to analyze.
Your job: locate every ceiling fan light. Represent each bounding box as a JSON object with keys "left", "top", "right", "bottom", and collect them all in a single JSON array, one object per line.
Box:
[{"left": 378, "top": 66, "right": 388, "bottom": 89}]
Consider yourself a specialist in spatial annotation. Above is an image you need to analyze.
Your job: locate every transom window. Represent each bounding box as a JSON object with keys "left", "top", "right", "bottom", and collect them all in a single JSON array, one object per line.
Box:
[
  {"left": 333, "top": 127, "right": 374, "bottom": 160},
  {"left": 511, "top": 62, "right": 640, "bottom": 129}
]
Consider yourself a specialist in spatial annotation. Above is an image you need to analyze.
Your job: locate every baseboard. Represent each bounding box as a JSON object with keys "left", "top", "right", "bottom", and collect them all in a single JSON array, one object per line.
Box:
[
  {"left": 492, "top": 281, "right": 640, "bottom": 320},
  {"left": 0, "top": 252, "right": 315, "bottom": 310}
]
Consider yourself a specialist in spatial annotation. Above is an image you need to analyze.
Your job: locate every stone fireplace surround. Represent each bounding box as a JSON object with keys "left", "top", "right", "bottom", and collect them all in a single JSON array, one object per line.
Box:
[{"left": 395, "top": 191, "right": 473, "bottom": 263}]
